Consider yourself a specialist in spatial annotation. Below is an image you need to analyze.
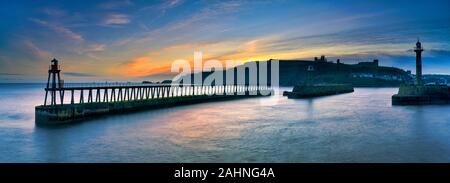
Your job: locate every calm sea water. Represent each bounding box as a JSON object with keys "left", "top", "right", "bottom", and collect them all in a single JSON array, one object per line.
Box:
[{"left": 0, "top": 83, "right": 449, "bottom": 162}]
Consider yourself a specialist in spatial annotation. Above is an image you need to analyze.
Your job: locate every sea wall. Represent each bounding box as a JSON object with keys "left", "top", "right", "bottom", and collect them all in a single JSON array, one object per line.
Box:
[
  {"left": 392, "top": 85, "right": 450, "bottom": 105},
  {"left": 35, "top": 91, "right": 272, "bottom": 125},
  {"left": 284, "top": 84, "right": 354, "bottom": 98},
  {"left": 397, "top": 85, "right": 449, "bottom": 96}
]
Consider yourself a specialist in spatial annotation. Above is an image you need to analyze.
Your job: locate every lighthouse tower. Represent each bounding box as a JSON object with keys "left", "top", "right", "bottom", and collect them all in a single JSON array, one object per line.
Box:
[
  {"left": 44, "top": 58, "right": 64, "bottom": 106},
  {"left": 414, "top": 40, "right": 424, "bottom": 85}
]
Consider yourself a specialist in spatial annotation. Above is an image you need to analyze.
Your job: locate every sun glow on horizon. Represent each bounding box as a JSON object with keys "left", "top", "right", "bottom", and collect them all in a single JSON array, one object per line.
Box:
[{"left": 1, "top": 0, "right": 449, "bottom": 82}]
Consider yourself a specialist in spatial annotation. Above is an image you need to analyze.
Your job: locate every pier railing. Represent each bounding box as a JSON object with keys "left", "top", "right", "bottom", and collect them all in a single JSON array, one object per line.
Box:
[
  {"left": 61, "top": 82, "right": 159, "bottom": 88},
  {"left": 43, "top": 84, "right": 272, "bottom": 106}
]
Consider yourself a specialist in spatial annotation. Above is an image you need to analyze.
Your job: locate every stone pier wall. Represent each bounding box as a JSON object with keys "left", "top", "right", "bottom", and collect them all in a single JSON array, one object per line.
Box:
[
  {"left": 35, "top": 92, "right": 272, "bottom": 125},
  {"left": 285, "top": 84, "right": 354, "bottom": 98},
  {"left": 392, "top": 85, "right": 450, "bottom": 105}
]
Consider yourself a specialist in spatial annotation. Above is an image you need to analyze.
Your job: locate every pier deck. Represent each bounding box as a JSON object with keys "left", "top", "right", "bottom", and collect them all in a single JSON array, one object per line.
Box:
[{"left": 36, "top": 84, "right": 273, "bottom": 124}]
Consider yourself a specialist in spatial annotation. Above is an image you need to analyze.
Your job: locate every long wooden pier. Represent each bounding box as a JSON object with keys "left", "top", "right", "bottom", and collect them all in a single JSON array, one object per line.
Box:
[
  {"left": 43, "top": 83, "right": 271, "bottom": 106},
  {"left": 35, "top": 59, "right": 273, "bottom": 125}
]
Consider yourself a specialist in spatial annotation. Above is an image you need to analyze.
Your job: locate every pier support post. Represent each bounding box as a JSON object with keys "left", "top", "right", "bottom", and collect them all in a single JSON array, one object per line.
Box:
[
  {"left": 111, "top": 88, "right": 115, "bottom": 102},
  {"left": 88, "top": 89, "right": 93, "bottom": 103},
  {"left": 59, "top": 90, "right": 64, "bottom": 105},
  {"left": 103, "top": 89, "right": 108, "bottom": 103},
  {"left": 80, "top": 90, "right": 84, "bottom": 104},
  {"left": 145, "top": 88, "right": 150, "bottom": 99},
  {"left": 118, "top": 88, "right": 123, "bottom": 101},
  {"left": 71, "top": 90, "right": 74, "bottom": 104},
  {"left": 96, "top": 89, "right": 100, "bottom": 102}
]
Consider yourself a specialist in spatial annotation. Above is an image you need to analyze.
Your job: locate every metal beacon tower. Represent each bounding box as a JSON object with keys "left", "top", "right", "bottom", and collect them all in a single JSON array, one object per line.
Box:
[{"left": 44, "top": 58, "right": 64, "bottom": 106}]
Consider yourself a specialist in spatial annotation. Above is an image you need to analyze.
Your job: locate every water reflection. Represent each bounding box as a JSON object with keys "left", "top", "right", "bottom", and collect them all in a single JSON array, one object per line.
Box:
[
  {"left": 1, "top": 84, "right": 450, "bottom": 162},
  {"left": 306, "top": 99, "right": 314, "bottom": 119}
]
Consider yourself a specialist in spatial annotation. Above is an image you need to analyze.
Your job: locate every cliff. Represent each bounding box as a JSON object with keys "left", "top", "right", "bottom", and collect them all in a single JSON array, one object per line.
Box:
[
  {"left": 275, "top": 59, "right": 411, "bottom": 86},
  {"left": 175, "top": 59, "right": 412, "bottom": 87}
]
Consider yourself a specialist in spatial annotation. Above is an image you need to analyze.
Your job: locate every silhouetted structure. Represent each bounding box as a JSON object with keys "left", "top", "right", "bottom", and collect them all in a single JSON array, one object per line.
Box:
[
  {"left": 392, "top": 40, "right": 450, "bottom": 105},
  {"left": 36, "top": 59, "right": 273, "bottom": 124},
  {"left": 44, "top": 58, "right": 63, "bottom": 106},
  {"left": 314, "top": 55, "right": 327, "bottom": 62},
  {"left": 283, "top": 84, "right": 354, "bottom": 98},
  {"left": 414, "top": 39, "right": 424, "bottom": 85}
]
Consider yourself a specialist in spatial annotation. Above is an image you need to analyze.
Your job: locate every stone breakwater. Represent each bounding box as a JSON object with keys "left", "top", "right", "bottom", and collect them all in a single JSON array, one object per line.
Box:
[
  {"left": 283, "top": 84, "right": 354, "bottom": 98},
  {"left": 392, "top": 85, "right": 450, "bottom": 105},
  {"left": 36, "top": 91, "right": 272, "bottom": 125}
]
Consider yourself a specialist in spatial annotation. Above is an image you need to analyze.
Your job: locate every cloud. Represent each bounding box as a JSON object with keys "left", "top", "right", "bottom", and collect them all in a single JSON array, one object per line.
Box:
[
  {"left": 29, "top": 18, "right": 84, "bottom": 42},
  {"left": 168, "top": 0, "right": 183, "bottom": 7},
  {"left": 118, "top": 56, "right": 171, "bottom": 77},
  {"left": 99, "top": 0, "right": 134, "bottom": 9},
  {"left": 166, "top": 1, "right": 242, "bottom": 31},
  {"left": 139, "top": 0, "right": 183, "bottom": 13},
  {"left": 103, "top": 14, "right": 131, "bottom": 25},
  {"left": 40, "top": 7, "right": 66, "bottom": 17},
  {"left": 425, "top": 49, "right": 450, "bottom": 57},
  {"left": 0, "top": 73, "right": 22, "bottom": 76},
  {"left": 84, "top": 44, "right": 106, "bottom": 52},
  {"left": 23, "top": 40, "right": 52, "bottom": 60},
  {"left": 161, "top": 0, "right": 184, "bottom": 12},
  {"left": 64, "top": 72, "right": 97, "bottom": 77}
]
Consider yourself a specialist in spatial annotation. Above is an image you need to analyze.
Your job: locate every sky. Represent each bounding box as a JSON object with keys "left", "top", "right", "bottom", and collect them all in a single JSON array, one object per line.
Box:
[{"left": 0, "top": 0, "right": 449, "bottom": 82}]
